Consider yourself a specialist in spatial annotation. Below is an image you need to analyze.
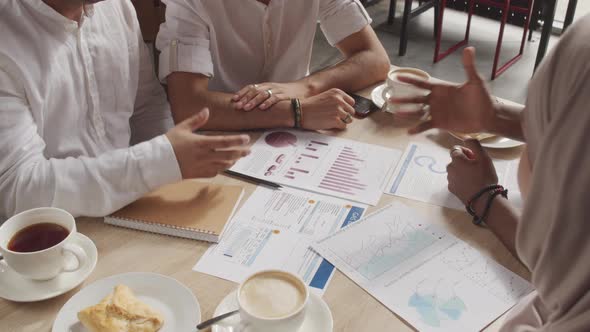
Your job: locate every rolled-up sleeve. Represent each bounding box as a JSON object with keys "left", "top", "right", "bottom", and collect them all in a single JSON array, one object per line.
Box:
[
  {"left": 319, "top": 0, "right": 372, "bottom": 46},
  {"left": 156, "top": 0, "right": 214, "bottom": 82}
]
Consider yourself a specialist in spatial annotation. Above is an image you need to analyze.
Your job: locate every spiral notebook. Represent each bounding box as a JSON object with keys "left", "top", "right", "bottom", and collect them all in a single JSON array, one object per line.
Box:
[{"left": 104, "top": 180, "right": 245, "bottom": 243}]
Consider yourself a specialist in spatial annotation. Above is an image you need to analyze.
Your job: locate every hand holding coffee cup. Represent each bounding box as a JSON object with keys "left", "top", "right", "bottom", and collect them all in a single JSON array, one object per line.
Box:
[
  {"left": 382, "top": 68, "right": 431, "bottom": 115},
  {"left": 238, "top": 270, "right": 309, "bottom": 332},
  {"left": 0, "top": 208, "right": 87, "bottom": 281}
]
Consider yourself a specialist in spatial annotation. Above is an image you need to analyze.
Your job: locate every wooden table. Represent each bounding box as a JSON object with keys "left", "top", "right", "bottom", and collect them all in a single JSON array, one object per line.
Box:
[{"left": 0, "top": 82, "right": 530, "bottom": 332}]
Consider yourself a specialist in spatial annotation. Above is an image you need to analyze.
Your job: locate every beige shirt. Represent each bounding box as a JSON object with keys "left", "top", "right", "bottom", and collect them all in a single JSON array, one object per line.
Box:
[
  {"left": 156, "top": 0, "right": 372, "bottom": 92},
  {"left": 0, "top": 0, "right": 181, "bottom": 219},
  {"left": 499, "top": 14, "right": 590, "bottom": 332}
]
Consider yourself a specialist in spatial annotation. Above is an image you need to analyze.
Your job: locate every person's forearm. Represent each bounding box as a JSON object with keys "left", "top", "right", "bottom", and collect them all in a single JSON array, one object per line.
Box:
[
  {"left": 167, "top": 73, "right": 294, "bottom": 130},
  {"left": 472, "top": 196, "right": 520, "bottom": 260},
  {"left": 486, "top": 103, "right": 525, "bottom": 141},
  {"left": 297, "top": 49, "right": 389, "bottom": 96},
  {"left": 1, "top": 135, "right": 180, "bottom": 219}
]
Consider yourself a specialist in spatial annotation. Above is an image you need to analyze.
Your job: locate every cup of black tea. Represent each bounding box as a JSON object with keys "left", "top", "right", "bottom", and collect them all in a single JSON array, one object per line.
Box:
[{"left": 0, "top": 208, "right": 87, "bottom": 280}]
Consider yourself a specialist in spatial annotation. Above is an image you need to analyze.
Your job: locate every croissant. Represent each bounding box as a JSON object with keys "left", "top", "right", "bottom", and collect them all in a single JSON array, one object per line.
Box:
[{"left": 77, "top": 285, "right": 164, "bottom": 332}]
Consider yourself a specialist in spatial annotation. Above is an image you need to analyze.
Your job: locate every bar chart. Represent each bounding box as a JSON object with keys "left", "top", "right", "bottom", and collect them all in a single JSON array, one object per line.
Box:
[
  {"left": 284, "top": 139, "right": 331, "bottom": 181},
  {"left": 318, "top": 146, "right": 368, "bottom": 196},
  {"left": 231, "top": 130, "right": 402, "bottom": 205}
]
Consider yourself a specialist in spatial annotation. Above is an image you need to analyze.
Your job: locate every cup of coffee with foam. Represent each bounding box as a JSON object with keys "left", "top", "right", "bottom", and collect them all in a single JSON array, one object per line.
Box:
[
  {"left": 382, "top": 67, "right": 431, "bottom": 114},
  {"left": 0, "top": 207, "right": 87, "bottom": 280},
  {"left": 238, "top": 270, "right": 309, "bottom": 332}
]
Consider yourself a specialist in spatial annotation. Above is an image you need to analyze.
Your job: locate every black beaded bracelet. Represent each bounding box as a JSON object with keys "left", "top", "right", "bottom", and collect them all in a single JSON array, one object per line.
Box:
[
  {"left": 466, "top": 184, "right": 508, "bottom": 226},
  {"left": 291, "top": 98, "right": 302, "bottom": 129}
]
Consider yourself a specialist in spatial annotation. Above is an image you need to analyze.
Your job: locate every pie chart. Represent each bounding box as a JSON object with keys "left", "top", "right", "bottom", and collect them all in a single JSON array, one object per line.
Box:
[{"left": 265, "top": 131, "right": 298, "bottom": 148}]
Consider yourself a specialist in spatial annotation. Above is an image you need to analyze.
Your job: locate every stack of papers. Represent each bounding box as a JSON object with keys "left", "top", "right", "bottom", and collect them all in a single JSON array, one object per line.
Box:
[{"left": 194, "top": 133, "right": 529, "bottom": 331}]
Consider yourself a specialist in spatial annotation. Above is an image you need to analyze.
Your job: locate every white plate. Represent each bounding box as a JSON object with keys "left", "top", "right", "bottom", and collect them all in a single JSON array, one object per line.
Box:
[
  {"left": 449, "top": 132, "right": 524, "bottom": 149},
  {"left": 212, "top": 290, "right": 333, "bottom": 332},
  {"left": 0, "top": 233, "right": 97, "bottom": 302},
  {"left": 371, "top": 84, "right": 387, "bottom": 109},
  {"left": 52, "top": 272, "right": 201, "bottom": 332}
]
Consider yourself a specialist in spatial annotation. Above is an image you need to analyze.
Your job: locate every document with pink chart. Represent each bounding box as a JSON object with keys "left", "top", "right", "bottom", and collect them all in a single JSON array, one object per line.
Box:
[{"left": 230, "top": 130, "right": 402, "bottom": 205}]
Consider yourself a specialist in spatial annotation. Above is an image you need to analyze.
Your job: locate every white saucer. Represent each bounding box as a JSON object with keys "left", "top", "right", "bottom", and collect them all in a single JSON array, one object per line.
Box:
[
  {"left": 212, "top": 290, "right": 333, "bottom": 332},
  {"left": 0, "top": 233, "right": 97, "bottom": 302},
  {"left": 449, "top": 132, "right": 524, "bottom": 149},
  {"left": 478, "top": 136, "right": 524, "bottom": 149},
  {"left": 53, "top": 272, "right": 201, "bottom": 332},
  {"left": 371, "top": 84, "right": 387, "bottom": 109}
]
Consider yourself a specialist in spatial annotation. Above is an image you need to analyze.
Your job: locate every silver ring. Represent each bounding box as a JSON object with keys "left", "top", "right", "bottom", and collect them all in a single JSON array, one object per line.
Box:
[
  {"left": 450, "top": 146, "right": 462, "bottom": 156},
  {"left": 266, "top": 89, "right": 273, "bottom": 98},
  {"left": 420, "top": 105, "right": 431, "bottom": 120}
]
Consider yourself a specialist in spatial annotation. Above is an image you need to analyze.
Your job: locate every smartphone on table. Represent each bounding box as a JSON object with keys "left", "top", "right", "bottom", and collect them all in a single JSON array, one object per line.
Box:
[{"left": 350, "top": 93, "right": 379, "bottom": 118}]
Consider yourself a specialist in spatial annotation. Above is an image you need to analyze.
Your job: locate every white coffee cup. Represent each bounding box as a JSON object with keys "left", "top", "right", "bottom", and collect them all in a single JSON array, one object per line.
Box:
[
  {"left": 237, "top": 270, "right": 309, "bottom": 332},
  {"left": 382, "top": 67, "right": 431, "bottom": 114},
  {"left": 0, "top": 207, "right": 87, "bottom": 281}
]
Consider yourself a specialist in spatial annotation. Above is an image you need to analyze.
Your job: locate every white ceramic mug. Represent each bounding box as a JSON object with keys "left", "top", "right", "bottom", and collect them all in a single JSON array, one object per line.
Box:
[
  {"left": 237, "top": 270, "right": 309, "bottom": 332},
  {"left": 382, "top": 67, "right": 431, "bottom": 114},
  {"left": 0, "top": 207, "right": 87, "bottom": 280}
]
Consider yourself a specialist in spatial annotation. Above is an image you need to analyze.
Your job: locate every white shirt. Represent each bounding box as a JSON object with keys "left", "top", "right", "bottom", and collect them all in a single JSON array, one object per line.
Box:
[
  {"left": 0, "top": 0, "right": 181, "bottom": 220},
  {"left": 156, "top": 0, "right": 372, "bottom": 93}
]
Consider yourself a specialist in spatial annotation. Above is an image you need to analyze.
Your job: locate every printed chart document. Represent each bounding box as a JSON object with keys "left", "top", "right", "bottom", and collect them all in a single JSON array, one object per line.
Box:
[
  {"left": 313, "top": 202, "right": 533, "bottom": 332},
  {"left": 386, "top": 142, "right": 523, "bottom": 210},
  {"left": 194, "top": 187, "right": 367, "bottom": 295},
  {"left": 229, "top": 130, "right": 402, "bottom": 205}
]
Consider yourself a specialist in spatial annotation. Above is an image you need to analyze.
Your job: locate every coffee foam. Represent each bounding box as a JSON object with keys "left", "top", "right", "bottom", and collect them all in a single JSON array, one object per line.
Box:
[{"left": 240, "top": 272, "right": 305, "bottom": 319}]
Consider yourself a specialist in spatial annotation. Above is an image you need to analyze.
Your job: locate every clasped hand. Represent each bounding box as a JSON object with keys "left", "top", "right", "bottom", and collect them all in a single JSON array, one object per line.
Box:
[
  {"left": 232, "top": 82, "right": 309, "bottom": 111},
  {"left": 233, "top": 82, "right": 356, "bottom": 130}
]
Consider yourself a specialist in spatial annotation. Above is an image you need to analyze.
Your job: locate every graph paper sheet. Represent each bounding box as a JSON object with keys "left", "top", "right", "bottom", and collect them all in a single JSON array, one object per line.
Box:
[
  {"left": 313, "top": 202, "right": 533, "bottom": 332},
  {"left": 230, "top": 130, "right": 402, "bottom": 205},
  {"left": 386, "top": 142, "right": 523, "bottom": 210}
]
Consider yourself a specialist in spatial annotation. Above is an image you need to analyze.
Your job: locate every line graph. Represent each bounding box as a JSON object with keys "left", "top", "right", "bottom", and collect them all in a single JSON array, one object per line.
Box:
[
  {"left": 340, "top": 218, "right": 438, "bottom": 280},
  {"left": 312, "top": 202, "right": 535, "bottom": 332},
  {"left": 440, "top": 243, "right": 534, "bottom": 303}
]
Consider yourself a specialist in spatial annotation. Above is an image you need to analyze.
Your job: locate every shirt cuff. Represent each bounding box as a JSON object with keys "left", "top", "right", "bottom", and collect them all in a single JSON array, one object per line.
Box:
[
  {"left": 133, "top": 134, "right": 182, "bottom": 191},
  {"left": 320, "top": 1, "right": 373, "bottom": 46},
  {"left": 158, "top": 39, "right": 215, "bottom": 83}
]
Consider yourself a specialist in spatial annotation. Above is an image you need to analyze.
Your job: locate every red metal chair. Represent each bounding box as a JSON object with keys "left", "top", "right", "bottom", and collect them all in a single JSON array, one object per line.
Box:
[{"left": 433, "top": 0, "right": 535, "bottom": 80}]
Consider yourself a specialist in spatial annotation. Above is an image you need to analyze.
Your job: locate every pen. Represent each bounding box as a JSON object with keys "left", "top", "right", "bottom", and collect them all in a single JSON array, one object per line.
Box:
[{"left": 224, "top": 170, "right": 282, "bottom": 189}]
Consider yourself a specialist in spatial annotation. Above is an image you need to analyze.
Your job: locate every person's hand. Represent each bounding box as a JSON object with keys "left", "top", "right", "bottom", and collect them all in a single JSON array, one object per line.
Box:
[
  {"left": 165, "top": 108, "right": 251, "bottom": 178},
  {"left": 447, "top": 140, "right": 498, "bottom": 205},
  {"left": 232, "top": 82, "right": 310, "bottom": 112},
  {"left": 391, "top": 47, "right": 496, "bottom": 135},
  {"left": 299, "top": 89, "right": 356, "bottom": 130}
]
